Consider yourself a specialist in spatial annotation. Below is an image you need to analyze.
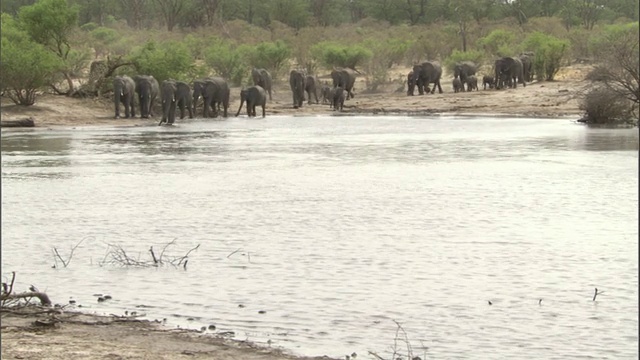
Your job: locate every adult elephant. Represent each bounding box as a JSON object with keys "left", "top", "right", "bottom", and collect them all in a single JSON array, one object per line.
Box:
[
  {"left": 519, "top": 53, "right": 534, "bottom": 83},
  {"left": 133, "top": 75, "right": 160, "bottom": 118},
  {"left": 411, "top": 61, "right": 443, "bottom": 95},
  {"left": 113, "top": 75, "right": 136, "bottom": 119},
  {"left": 235, "top": 85, "right": 266, "bottom": 118},
  {"left": 159, "top": 80, "right": 177, "bottom": 125},
  {"left": 330, "top": 68, "right": 356, "bottom": 100},
  {"left": 305, "top": 75, "right": 319, "bottom": 104},
  {"left": 494, "top": 56, "right": 525, "bottom": 89},
  {"left": 453, "top": 61, "right": 477, "bottom": 91},
  {"left": 174, "top": 81, "right": 193, "bottom": 120},
  {"left": 289, "top": 70, "right": 306, "bottom": 108},
  {"left": 251, "top": 68, "right": 273, "bottom": 101},
  {"left": 193, "top": 77, "right": 230, "bottom": 118}
]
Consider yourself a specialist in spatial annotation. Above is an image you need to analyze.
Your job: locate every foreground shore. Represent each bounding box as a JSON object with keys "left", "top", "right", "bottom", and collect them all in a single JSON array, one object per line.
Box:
[
  {"left": 1, "top": 307, "right": 338, "bottom": 360},
  {"left": 0, "top": 65, "right": 591, "bottom": 129}
]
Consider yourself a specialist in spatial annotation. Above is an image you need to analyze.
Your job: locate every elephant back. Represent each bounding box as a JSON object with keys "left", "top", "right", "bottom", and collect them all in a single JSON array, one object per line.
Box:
[
  {"left": 454, "top": 61, "right": 477, "bottom": 79},
  {"left": 421, "top": 61, "right": 442, "bottom": 80}
]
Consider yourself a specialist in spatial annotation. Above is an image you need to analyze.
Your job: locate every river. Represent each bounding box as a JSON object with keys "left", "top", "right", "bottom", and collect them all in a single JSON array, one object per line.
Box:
[{"left": 1, "top": 116, "right": 638, "bottom": 359}]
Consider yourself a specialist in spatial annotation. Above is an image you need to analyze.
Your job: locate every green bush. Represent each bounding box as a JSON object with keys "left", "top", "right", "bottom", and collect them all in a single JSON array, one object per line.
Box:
[
  {"left": 311, "top": 41, "right": 373, "bottom": 71},
  {"left": 0, "top": 13, "right": 63, "bottom": 105},
  {"left": 521, "top": 32, "right": 570, "bottom": 81},
  {"left": 203, "top": 38, "right": 248, "bottom": 86},
  {"left": 243, "top": 40, "right": 291, "bottom": 81},
  {"left": 362, "top": 37, "right": 412, "bottom": 91},
  {"left": 477, "top": 29, "right": 517, "bottom": 57},
  {"left": 130, "top": 41, "right": 195, "bottom": 83},
  {"left": 443, "top": 49, "right": 484, "bottom": 74}
]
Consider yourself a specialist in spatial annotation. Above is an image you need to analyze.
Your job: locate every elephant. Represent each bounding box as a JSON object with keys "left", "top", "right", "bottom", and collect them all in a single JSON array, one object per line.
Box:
[
  {"left": 174, "top": 81, "right": 194, "bottom": 120},
  {"left": 193, "top": 77, "right": 230, "bottom": 118},
  {"left": 494, "top": 56, "right": 525, "bottom": 89},
  {"left": 320, "top": 85, "right": 332, "bottom": 104},
  {"left": 466, "top": 75, "right": 478, "bottom": 91},
  {"left": 331, "top": 86, "right": 345, "bottom": 111},
  {"left": 410, "top": 61, "right": 443, "bottom": 95},
  {"left": 251, "top": 68, "right": 273, "bottom": 100},
  {"left": 407, "top": 70, "right": 415, "bottom": 96},
  {"left": 159, "top": 80, "right": 177, "bottom": 125},
  {"left": 289, "top": 70, "right": 306, "bottom": 109},
  {"left": 453, "top": 61, "right": 477, "bottom": 91},
  {"left": 305, "top": 75, "right": 319, "bottom": 104},
  {"left": 235, "top": 85, "right": 266, "bottom": 118},
  {"left": 452, "top": 78, "right": 463, "bottom": 93},
  {"left": 331, "top": 68, "right": 356, "bottom": 100},
  {"left": 519, "top": 53, "right": 534, "bottom": 83},
  {"left": 482, "top": 75, "right": 495, "bottom": 90},
  {"left": 133, "top": 75, "right": 160, "bottom": 118},
  {"left": 113, "top": 75, "right": 136, "bottom": 119}
]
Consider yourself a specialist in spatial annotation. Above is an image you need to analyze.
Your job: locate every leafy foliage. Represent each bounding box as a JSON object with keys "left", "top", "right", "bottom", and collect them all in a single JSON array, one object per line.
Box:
[
  {"left": 521, "top": 32, "right": 570, "bottom": 81},
  {"left": 203, "top": 38, "right": 248, "bottom": 86},
  {"left": 130, "top": 41, "right": 195, "bottom": 83},
  {"left": 18, "top": 0, "right": 79, "bottom": 59},
  {"left": 311, "top": 41, "right": 373, "bottom": 70},
  {"left": 0, "top": 13, "right": 63, "bottom": 105},
  {"left": 243, "top": 40, "right": 292, "bottom": 81},
  {"left": 477, "top": 29, "right": 517, "bottom": 57},
  {"left": 444, "top": 49, "right": 485, "bottom": 75}
]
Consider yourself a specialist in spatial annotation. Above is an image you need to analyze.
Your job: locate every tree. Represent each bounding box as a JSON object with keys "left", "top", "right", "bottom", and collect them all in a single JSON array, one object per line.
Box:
[
  {"left": 117, "top": 0, "right": 148, "bottom": 29},
  {"left": 521, "top": 32, "right": 571, "bottom": 81},
  {"left": 154, "top": 0, "right": 185, "bottom": 31},
  {"left": 0, "top": 14, "right": 63, "bottom": 105},
  {"left": 130, "top": 41, "right": 196, "bottom": 83},
  {"left": 203, "top": 39, "right": 248, "bottom": 86},
  {"left": 268, "top": 0, "right": 311, "bottom": 29},
  {"left": 18, "top": 0, "right": 81, "bottom": 95}
]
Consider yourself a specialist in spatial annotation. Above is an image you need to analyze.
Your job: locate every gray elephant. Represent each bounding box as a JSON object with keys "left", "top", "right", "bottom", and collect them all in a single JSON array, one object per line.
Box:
[
  {"left": 453, "top": 61, "right": 477, "bottom": 91},
  {"left": 174, "top": 81, "right": 194, "bottom": 120},
  {"left": 133, "top": 75, "right": 160, "bottom": 118},
  {"left": 495, "top": 56, "right": 525, "bottom": 89},
  {"left": 289, "top": 70, "right": 306, "bottom": 109},
  {"left": 235, "top": 85, "right": 266, "bottom": 118},
  {"left": 466, "top": 75, "right": 478, "bottom": 91},
  {"left": 331, "top": 68, "right": 356, "bottom": 100},
  {"left": 452, "top": 78, "right": 463, "bottom": 93},
  {"left": 482, "top": 75, "right": 495, "bottom": 90},
  {"left": 407, "top": 70, "right": 415, "bottom": 96},
  {"left": 410, "top": 61, "right": 443, "bottom": 95},
  {"left": 113, "top": 75, "right": 136, "bottom": 119},
  {"left": 320, "top": 84, "right": 332, "bottom": 104},
  {"left": 519, "top": 53, "right": 534, "bottom": 83},
  {"left": 193, "top": 77, "right": 230, "bottom": 118},
  {"left": 159, "top": 80, "right": 177, "bottom": 125},
  {"left": 331, "top": 86, "right": 345, "bottom": 111},
  {"left": 251, "top": 68, "right": 273, "bottom": 100},
  {"left": 305, "top": 75, "right": 319, "bottom": 104}
]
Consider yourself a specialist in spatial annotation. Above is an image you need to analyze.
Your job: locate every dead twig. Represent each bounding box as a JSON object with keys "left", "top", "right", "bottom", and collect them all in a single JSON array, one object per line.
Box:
[{"left": 52, "top": 238, "right": 86, "bottom": 268}]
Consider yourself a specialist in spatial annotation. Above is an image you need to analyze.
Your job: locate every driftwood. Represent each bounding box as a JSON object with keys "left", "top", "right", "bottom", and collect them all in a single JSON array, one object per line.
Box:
[
  {"left": 1, "top": 291, "right": 52, "bottom": 306},
  {"left": 1, "top": 117, "right": 35, "bottom": 128}
]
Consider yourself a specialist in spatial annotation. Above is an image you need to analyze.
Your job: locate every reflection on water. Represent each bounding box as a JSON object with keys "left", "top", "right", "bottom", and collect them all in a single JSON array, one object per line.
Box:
[{"left": 1, "top": 116, "right": 638, "bottom": 359}]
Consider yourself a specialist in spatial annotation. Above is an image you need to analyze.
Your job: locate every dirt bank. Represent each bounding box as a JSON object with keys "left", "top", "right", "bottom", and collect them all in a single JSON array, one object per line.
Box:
[
  {"left": 0, "top": 65, "right": 591, "bottom": 129},
  {"left": 1, "top": 307, "right": 337, "bottom": 360}
]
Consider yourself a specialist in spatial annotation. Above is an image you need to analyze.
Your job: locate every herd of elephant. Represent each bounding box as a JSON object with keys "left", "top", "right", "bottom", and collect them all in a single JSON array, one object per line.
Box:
[
  {"left": 113, "top": 67, "right": 359, "bottom": 124},
  {"left": 407, "top": 53, "right": 535, "bottom": 96}
]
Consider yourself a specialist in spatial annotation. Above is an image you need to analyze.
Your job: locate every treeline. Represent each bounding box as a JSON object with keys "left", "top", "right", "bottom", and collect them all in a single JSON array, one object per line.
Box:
[{"left": 1, "top": 0, "right": 638, "bottom": 31}]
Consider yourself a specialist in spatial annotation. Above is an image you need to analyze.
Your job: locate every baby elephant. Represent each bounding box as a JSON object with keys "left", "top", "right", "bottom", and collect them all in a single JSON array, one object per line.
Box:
[
  {"left": 330, "top": 87, "right": 345, "bottom": 111},
  {"left": 482, "top": 75, "right": 495, "bottom": 90},
  {"left": 466, "top": 75, "right": 478, "bottom": 91},
  {"left": 452, "top": 78, "right": 463, "bottom": 93},
  {"left": 321, "top": 85, "right": 332, "bottom": 104}
]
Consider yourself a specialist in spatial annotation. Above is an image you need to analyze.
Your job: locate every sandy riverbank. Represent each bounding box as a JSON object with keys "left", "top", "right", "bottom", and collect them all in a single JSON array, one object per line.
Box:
[{"left": 0, "top": 65, "right": 591, "bottom": 129}]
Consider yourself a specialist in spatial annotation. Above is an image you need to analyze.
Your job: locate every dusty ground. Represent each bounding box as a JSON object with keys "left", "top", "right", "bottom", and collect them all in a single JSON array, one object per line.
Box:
[
  {"left": 1, "top": 307, "right": 338, "bottom": 360},
  {"left": 0, "top": 65, "right": 591, "bottom": 129}
]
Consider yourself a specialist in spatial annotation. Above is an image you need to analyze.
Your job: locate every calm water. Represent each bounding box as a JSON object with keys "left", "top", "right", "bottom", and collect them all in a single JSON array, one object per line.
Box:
[{"left": 1, "top": 116, "right": 638, "bottom": 359}]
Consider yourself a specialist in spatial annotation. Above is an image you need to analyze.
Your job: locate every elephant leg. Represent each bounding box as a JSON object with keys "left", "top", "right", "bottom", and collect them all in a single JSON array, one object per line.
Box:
[{"left": 436, "top": 81, "right": 443, "bottom": 94}]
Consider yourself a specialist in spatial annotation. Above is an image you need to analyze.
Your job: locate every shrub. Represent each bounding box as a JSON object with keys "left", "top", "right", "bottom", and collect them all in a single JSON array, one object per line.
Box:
[
  {"left": 243, "top": 40, "right": 291, "bottom": 82},
  {"left": 311, "top": 41, "right": 372, "bottom": 71},
  {"left": 443, "top": 49, "right": 484, "bottom": 75},
  {"left": 579, "top": 85, "right": 637, "bottom": 125},
  {"left": 0, "top": 13, "right": 63, "bottom": 105},
  {"left": 203, "top": 38, "right": 248, "bottom": 86},
  {"left": 521, "top": 32, "right": 570, "bottom": 81},
  {"left": 362, "top": 38, "right": 412, "bottom": 91},
  {"left": 130, "top": 41, "right": 195, "bottom": 83},
  {"left": 477, "top": 29, "right": 517, "bottom": 57}
]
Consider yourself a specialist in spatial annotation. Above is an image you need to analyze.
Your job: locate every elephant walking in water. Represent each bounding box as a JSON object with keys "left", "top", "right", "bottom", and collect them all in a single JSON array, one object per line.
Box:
[
  {"left": 251, "top": 68, "right": 273, "bottom": 101},
  {"left": 495, "top": 56, "right": 525, "bottom": 89},
  {"left": 331, "top": 68, "right": 356, "bottom": 100},
  {"left": 193, "top": 77, "right": 230, "bottom": 118},
  {"left": 113, "top": 75, "right": 136, "bottom": 119},
  {"left": 133, "top": 75, "right": 160, "bottom": 118},
  {"left": 159, "top": 80, "right": 177, "bottom": 125},
  {"left": 305, "top": 75, "right": 319, "bottom": 104},
  {"left": 289, "top": 70, "right": 306, "bottom": 108},
  {"left": 453, "top": 61, "right": 477, "bottom": 92},
  {"left": 410, "top": 61, "right": 443, "bottom": 95},
  {"left": 235, "top": 85, "right": 266, "bottom": 118}
]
